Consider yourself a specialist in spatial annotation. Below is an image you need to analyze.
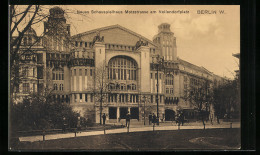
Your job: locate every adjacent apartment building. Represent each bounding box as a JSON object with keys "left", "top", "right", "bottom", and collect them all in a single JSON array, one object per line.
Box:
[{"left": 12, "top": 7, "right": 227, "bottom": 123}]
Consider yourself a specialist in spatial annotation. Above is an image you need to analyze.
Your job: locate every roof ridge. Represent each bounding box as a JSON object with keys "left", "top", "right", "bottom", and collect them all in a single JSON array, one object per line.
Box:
[
  {"left": 71, "top": 24, "right": 158, "bottom": 47},
  {"left": 178, "top": 58, "right": 211, "bottom": 74}
]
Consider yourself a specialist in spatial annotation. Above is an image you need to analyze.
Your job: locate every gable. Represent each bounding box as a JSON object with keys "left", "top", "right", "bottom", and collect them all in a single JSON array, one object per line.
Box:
[{"left": 72, "top": 25, "right": 158, "bottom": 48}]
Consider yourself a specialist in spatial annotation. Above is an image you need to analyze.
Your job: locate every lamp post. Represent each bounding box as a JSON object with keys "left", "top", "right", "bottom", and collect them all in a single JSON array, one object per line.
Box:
[{"left": 153, "top": 55, "right": 164, "bottom": 125}]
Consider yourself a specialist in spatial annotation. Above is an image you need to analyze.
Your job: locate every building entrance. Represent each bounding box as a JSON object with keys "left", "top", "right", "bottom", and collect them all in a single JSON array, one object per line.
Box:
[
  {"left": 120, "top": 107, "right": 128, "bottom": 119},
  {"left": 165, "top": 109, "right": 175, "bottom": 121},
  {"left": 109, "top": 107, "right": 117, "bottom": 119},
  {"left": 130, "top": 107, "right": 139, "bottom": 119}
]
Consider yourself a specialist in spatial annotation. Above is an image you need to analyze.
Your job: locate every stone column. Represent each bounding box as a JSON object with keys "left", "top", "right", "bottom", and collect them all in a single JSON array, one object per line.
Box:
[
  {"left": 83, "top": 93, "right": 85, "bottom": 103},
  {"left": 117, "top": 107, "right": 120, "bottom": 122}
]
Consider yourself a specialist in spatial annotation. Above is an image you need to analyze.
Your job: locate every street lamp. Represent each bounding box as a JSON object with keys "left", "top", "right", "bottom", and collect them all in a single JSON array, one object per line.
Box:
[{"left": 152, "top": 55, "right": 164, "bottom": 125}]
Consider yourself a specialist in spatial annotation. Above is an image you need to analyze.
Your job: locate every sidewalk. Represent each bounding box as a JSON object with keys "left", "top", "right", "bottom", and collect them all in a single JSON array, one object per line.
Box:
[{"left": 19, "top": 122, "right": 240, "bottom": 142}]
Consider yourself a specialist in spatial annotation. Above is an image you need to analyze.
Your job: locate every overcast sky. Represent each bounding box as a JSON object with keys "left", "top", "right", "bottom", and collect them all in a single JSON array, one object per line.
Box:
[{"left": 28, "top": 5, "right": 240, "bottom": 79}]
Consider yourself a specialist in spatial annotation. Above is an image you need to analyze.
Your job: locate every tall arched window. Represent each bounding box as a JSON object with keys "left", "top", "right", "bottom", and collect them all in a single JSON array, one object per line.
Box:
[
  {"left": 52, "top": 68, "right": 64, "bottom": 80},
  {"left": 108, "top": 56, "right": 137, "bottom": 81},
  {"left": 165, "top": 74, "right": 174, "bottom": 85}
]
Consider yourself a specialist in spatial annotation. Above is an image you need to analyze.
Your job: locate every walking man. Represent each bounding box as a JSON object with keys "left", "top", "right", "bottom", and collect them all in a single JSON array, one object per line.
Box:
[
  {"left": 102, "top": 113, "right": 106, "bottom": 125},
  {"left": 62, "top": 116, "right": 66, "bottom": 133},
  {"left": 148, "top": 113, "right": 152, "bottom": 125},
  {"left": 126, "top": 111, "right": 131, "bottom": 128},
  {"left": 152, "top": 113, "right": 156, "bottom": 125}
]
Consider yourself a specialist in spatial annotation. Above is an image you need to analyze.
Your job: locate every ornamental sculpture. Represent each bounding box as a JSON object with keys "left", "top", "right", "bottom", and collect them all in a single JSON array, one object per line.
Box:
[
  {"left": 135, "top": 39, "right": 148, "bottom": 50},
  {"left": 92, "top": 31, "right": 104, "bottom": 44}
]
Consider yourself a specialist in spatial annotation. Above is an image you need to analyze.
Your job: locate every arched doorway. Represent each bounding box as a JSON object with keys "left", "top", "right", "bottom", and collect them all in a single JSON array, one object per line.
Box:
[{"left": 165, "top": 109, "right": 175, "bottom": 121}]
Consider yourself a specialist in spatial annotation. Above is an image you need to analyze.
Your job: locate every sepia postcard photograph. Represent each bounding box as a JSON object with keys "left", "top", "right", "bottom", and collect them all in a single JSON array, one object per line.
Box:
[{"left": 9, "top": 5, "right": 241, "bottom": 151}]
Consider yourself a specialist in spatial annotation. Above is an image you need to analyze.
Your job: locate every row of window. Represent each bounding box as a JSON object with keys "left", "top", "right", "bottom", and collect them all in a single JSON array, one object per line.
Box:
[
  {"left": 52, "top": 95, "right": 70, "bottom": 103},
  {"left": 53, "top": 84, "right": 63, "bottom": 91},
  {"left": 108, "top": 69, "right": 137, "bottom": 80},
  {"left": 165, "top": 74, "right": 174, "bottom": 85},
  {"left": 109, "top": 83, "right": 137, "bottom": 91},
  {"left": 23, "top": 37, "right": 33, "bottom": 45},
  {"left": 46, "top": 53, "right": 70, "bottom": 60},
  {"left": 166, "top": 88, "right": 174, "bottom": 94},
  {"left": 72, "top": 68, "right": 93, "bottom": 76},
  {"left": 75, "top": 41, "right": 93, "bottom": 48},
  {"left": 150, "top": 95, "right": 163, "bottom": 103},
  {"left": 108, "top": 94, "right": 139, "bottom": 103},
  {"left": 151, "top": 73, "right": 162, "bottom": 79},
  {"left": 49, "top": 36, "right": 66, "bottom": 51},
  {"left": 165, "top": 97, "right": 179, "bottom": 104},
  {"left": 74, "top": 93, "right": 94, "bottom": 102},
  {"left": 53, "top": 68, "right": 64, "bottom": 80},
  {"left": 73, "top": 51, "right": 94, "bottom": 59},
  {"left": 21, "top": 66, "right": 43, "bottom": 79},
  {"left": 190, "top": 78, "right": 204, "bottom": 86},
  {"left": 108, "top": 57, "right": 137, "bottom": 80}
]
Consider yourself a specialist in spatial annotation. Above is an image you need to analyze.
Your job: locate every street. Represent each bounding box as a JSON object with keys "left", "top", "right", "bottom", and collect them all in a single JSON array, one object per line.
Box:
[{"left": 15, "top": 128, "right": 240, "bottom": 151}]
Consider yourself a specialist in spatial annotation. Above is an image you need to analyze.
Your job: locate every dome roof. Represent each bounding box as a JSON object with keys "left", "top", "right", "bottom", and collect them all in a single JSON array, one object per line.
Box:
[{"left": 49, "top": 6, "right": 64, "bottom": 16}]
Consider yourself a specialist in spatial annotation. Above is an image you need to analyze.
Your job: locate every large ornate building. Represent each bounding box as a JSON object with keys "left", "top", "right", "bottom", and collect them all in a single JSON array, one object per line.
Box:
[{"left": 13, "top": 7, "right": 226, "bottom": 123}]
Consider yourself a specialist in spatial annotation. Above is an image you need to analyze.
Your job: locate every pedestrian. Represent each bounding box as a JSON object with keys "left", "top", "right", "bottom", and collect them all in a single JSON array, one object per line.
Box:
[
  {"left": 102, "top": 113, "right": 106, "bottom": 125},
  {"left": 152, "top": 113, "right": 156, "bottom": 125},
  {"left": 126, "top": 111, "right": 131, "bottom": 128},
  {"left": 77, "top": 116, "right": 81, "bottom": 131},
  {"left": 62, "top": 116, "right": 66, "bottom": 132},
  {"left": 148, "top": 113, "right": 152, "bottom": 125}
]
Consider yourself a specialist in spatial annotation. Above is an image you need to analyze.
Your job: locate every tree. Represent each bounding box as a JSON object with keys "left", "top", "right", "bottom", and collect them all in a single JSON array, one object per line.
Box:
[
  {"left": 93, "top": 61, "right": 111, "bottom": 124},
  {"left": 184, "top": 80, "right": 211, "bottom": 128},
  {"left": 211, "top": 78, "right": 240, "bottom": 123},
  {"left": 10, "top": 88, "right": 78, "bottom": 132}
]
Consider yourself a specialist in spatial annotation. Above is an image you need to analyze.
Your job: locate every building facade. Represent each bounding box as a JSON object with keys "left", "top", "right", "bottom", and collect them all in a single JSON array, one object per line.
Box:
[{"left": 13, "top": 7, "right": 226, "bottom": 123}]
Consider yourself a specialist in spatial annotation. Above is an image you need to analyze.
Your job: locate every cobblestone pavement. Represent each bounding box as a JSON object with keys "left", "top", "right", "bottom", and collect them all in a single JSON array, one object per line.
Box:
[{"left": 19, "top": 121, "right": 240, "bottom": 142}]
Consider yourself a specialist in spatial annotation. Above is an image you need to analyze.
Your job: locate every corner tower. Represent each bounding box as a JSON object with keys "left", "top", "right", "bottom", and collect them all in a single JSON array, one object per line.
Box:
[{"left": 153, "top": 23, "right": 177, "bottom": 62}]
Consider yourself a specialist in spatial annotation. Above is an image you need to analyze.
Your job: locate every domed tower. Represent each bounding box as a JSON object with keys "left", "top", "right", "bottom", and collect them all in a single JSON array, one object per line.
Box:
[
  {"left": 43, "top": 6, "right": 71, "bottom": 52},
  {"left": 43, "top": 6, "right": 72, "bottom": 105},
  {"left": 153, "top": 23, "right": 177, "bottom": 62}
]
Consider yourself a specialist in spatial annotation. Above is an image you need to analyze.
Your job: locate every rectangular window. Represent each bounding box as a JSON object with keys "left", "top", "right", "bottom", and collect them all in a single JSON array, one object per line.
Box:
[
  {"left": 62, "top": 73, "right": 64, "bottom": 80},
  {"left": 74, "top": 69, "right": 76, "bottom": 76},
  {"left": 166, "top": 88, "right": 169, "bottom": 94},
  {"left": 151, "top": 73, "right": 153, "bottom": 79},
  {"left": 37, "top": 53, "right": 43, "bottom": 64},
  {"left": 151, "top": 95, "right": 153, "bottom": 103},
  {"left": 80, "top": 93, "right": 82, "bottom": 99},
  {"left": 90, "top": 69, "right": 92, "bottom": 76},
  {"left": 23, "top": 83, "right": 29, "bottom": 93},
  {"left": 155, "top": 73, "right": 158, "bottom": 79},
  {"left": 85, "top": 69, "right": 88, "bottom": 76},
  {"left": 37, "top": 67, "right": 43, "bottom": 79}
]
